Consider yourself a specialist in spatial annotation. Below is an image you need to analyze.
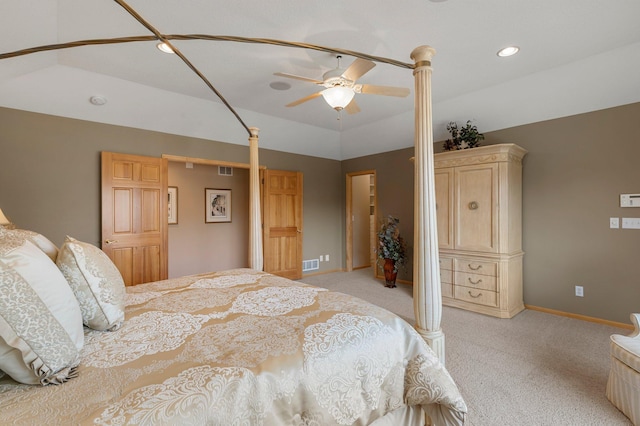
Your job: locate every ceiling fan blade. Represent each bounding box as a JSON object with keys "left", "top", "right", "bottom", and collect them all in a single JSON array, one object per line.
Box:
[
  {"left": 285, "top": 91, "right": 322, "bottom": 107},
  {"left": 342, "top": 58, "right": 376, "bottom": 82},
  {"left": 358, "top": 84, "right": 410, "bottom": 97},
  {"left": 345, "top": 99, "right": 361, "bottom": 114},
  {"left": 274, "top": 72, "right": 323, "bottom": 85}
]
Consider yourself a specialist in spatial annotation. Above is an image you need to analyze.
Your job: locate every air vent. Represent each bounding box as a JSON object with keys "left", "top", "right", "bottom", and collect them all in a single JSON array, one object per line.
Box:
[
  {"left": 302, "top": 259, "right": 319, "bottom": 272},
  {"left": 218, "top": 166, "right": 233, "bottom": 176}
]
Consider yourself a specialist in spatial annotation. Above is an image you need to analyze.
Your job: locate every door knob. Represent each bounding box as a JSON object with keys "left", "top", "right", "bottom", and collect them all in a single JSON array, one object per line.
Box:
[{"left": 105, "top": 239, "right": 118, "bottom": 244}]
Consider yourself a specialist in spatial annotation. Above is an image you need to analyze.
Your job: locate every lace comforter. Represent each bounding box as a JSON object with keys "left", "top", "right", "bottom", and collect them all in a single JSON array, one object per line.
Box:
[{"left": 0, "top": 268, "right": 466, "bottom": 425}]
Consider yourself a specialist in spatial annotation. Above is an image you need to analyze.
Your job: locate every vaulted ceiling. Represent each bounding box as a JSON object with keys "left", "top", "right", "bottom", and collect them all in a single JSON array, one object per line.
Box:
[{"left": 1, "top": 1, "right": 639, "bottom": 159}]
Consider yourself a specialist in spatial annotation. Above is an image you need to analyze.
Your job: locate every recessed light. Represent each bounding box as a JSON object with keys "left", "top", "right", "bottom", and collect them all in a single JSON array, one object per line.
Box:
[
  {"left": 156, "top": 42, "right": 174, "bottom": 54},
  {"left": 269, "top": 81, "right": 291, "bottom": 91},
  {"left": 497, "top": 46, "right": 520, "bottom": 57}
]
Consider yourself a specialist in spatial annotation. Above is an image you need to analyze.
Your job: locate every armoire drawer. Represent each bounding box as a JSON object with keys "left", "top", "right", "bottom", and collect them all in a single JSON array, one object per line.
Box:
[
  {"left": 454, "top": 286, "right": 498, "bottom": 307},
  {"left": 454, "top": 259, "right": 497, "bottom": 276},
  {"left": 455, "top": 271, "right": 497, "bottom": 291}
]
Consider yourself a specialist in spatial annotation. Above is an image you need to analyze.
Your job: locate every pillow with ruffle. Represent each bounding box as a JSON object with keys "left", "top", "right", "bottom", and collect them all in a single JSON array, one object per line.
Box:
[
  {"left": 0, "top": 227, "right": 58, "bottom": 261},
  {"left": 56, "top": 236, "right": 125, "bottom": 331},
  {"left": 0, "top": 237, "right": 84, "bottom": 385}
]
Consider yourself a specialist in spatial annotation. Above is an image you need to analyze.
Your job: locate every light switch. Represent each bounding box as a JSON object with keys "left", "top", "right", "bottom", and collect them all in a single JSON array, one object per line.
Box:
[
  {"left": 622, "top": 218, "right": 640, "bottom": 229},
  {"left": 621, "top": 194, "right": 640, "bottom": 207},
  {"left": 610, "top": 217, "right": 620, "bottom": 228}
]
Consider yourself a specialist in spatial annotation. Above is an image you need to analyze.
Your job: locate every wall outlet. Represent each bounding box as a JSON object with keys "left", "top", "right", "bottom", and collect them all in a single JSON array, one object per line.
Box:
[
  {"left": 610, "top": 217, "right": 620, "bottom": 228},
  {"left": 319, "top": 255, "right": 324, "bottom": 262},
  {"left": 575, "top": 285, "right": 584, "bottom": 297},
  {"left": 325, "top": 254, "right": 330, "bottom": 262}
]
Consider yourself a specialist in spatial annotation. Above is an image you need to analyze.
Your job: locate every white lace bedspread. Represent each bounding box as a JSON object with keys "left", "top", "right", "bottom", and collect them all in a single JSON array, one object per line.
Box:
[{"left": 0, "top": 268, "right": 466, "bottom": 425}]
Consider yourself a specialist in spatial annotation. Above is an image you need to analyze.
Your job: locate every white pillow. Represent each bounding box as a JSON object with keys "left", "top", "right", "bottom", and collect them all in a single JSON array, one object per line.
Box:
[
  {"left": 56, "top": 236, "right": 125, "bottom": 331},
  {"left": 0, "top": 227, "right": 58, "bottom": 261},
  {"left": 0, "top": 238, "right": 84, "bottom": 385}
]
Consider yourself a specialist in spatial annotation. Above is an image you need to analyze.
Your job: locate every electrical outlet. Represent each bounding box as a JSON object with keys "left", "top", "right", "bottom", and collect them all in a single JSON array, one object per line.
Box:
[
  {"left": 325, "top": 254, "right": 330, "bottom": 262},
  {"left": 610, "top": 217, "right": 620, "bottom": 228},
  {"left": 575, "top": 285, "right": 584, "bottom": 297},
  {"left": 319, "top": 255, "right": 323, "bottom": 262}
]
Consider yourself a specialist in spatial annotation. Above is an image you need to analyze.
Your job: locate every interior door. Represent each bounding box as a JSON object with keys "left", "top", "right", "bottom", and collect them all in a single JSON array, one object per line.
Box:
[
  {"left": 101, "top": 152, "right": 168, "bottom": 285},
  {"left": 262, "top": 169, "right": 303, "bottom": 279}
]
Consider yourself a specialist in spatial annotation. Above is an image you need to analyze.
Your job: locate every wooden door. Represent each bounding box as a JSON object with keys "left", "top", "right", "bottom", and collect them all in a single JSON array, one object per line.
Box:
[
  {"left": 262, "top": 169, "right": 303, "bottom": 279},
  {"left": 101, "top": 152, "right": 168, "bottom": 285},
  {"left": 454, "top": 163, "right": 498, "bottom": 253}
]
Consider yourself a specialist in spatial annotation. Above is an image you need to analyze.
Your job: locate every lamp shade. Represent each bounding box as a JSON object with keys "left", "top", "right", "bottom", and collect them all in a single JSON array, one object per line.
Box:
[
  {"left": 0, "top": 208, "right": 10, "bottom": 225},
  {"left": 321, "top": 87, "right": 355, "bottom": 110}
]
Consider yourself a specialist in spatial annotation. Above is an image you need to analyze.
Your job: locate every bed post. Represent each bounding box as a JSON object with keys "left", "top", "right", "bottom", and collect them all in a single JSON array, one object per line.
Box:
[
  {"left": 411, "top": 46, "right": 445, "bottom": 363},
  {"left": 248, "top": 126, "right": 264, "bottom": 271}
]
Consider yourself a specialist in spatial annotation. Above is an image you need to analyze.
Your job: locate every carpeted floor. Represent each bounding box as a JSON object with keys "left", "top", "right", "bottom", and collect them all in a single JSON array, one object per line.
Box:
[{"left": 300, "top": 267, "right": 633, "bottom": 426}]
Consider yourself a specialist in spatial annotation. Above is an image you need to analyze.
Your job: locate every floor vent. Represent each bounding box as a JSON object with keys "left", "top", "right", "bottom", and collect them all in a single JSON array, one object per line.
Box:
[
  {"left": 302, "top": 259, "right": 319, "bottom": 272},
  {"left": 218, "top": 166, "right": 233, "bottom": 176}
]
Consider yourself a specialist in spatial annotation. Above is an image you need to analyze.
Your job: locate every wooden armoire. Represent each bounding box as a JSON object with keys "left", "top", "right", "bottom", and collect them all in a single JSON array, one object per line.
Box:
[{"left": 434, "top": 143, "right": 527, "bottom": 318}]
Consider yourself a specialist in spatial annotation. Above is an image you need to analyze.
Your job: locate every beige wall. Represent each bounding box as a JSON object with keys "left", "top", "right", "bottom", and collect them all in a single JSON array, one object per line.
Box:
[
  {"left": 0, "top": 107, "right": 344, "bottom": 276},
  {"left": 343, "top": 148, "right": 415, "bottom": 282},
  {"left": 488, "top": 102, "right": 640, "bottom": 324},
  {"left": 343, "top": 102, "right": 640, "bottom": 324},
  {"left": 2, "top": 102, "right": 639, "bottom": 324},
  {"left": 167, "top": 162, "right": 249, "bottom": 278}
]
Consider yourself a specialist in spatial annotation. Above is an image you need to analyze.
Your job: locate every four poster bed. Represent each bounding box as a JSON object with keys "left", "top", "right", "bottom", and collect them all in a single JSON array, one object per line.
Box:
[{"left": 1, "top": 3, "right": 464, "bottom": 420}]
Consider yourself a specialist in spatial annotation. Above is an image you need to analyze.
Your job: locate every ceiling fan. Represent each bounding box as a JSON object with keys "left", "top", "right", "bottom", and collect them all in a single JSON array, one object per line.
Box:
[{"left": 274, "top": 55, "right": 410, "bottom": 114}]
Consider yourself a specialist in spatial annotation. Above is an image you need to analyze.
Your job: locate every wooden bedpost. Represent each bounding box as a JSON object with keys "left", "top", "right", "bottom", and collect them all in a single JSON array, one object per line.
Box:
[
  {"left": 411, "top": 46, "right": 445, "bottom": 363},
  {"left": 248, "top": 126, "right": 264, "bottom": 271}
]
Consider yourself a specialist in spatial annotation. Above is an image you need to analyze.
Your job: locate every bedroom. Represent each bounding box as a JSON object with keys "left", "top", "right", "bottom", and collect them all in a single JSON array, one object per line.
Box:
[
  {"left": 1, "top": 0, "right": 639, "bottom": 326},
  {"left": 1, "top": 0, "right": 640, "bottom": 424}
]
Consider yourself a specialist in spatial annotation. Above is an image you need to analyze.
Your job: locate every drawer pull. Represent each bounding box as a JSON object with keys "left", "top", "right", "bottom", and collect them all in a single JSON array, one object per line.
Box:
[
  {"left": 468, "top": 263, "right": 482, "bottom": 271},
  {"left": 468, "top": 278, "right": 483, "bottom": 285},
  {"left": 468, "top": 291, "right": 482, "bottom": 299},
  {"left": 468, "top": 201, "right": 479, "bottom": 210}
]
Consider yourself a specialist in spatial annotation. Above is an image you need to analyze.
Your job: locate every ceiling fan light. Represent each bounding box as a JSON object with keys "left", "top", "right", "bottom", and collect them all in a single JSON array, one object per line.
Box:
[{"left": 321, "top": 87, "right": 355, "bottom": 110}]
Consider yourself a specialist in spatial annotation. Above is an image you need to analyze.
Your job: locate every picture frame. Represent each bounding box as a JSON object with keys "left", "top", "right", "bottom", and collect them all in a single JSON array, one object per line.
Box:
[
  {"left": 168, "top": 186, "right": 178, "bottom": 224},
  {"left": 205, "top": 188, "right": 231, "bottom": 223}
]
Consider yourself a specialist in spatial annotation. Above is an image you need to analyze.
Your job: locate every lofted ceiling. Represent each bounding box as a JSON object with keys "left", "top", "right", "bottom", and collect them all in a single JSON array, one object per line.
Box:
[{"left": 1, "top": 0, "right": 640, "bottom": 159}]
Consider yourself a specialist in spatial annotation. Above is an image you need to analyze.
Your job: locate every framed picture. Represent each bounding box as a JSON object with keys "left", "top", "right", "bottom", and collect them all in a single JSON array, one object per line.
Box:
[
  {"left": 205, "top": 188, "right": 231, "bottom": 223},
  {"left": 168, "top": 186, "right": 178, "bottom": 224}
]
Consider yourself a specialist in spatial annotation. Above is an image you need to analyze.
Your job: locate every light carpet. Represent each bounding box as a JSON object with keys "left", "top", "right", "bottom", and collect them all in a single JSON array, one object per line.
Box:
[{"left": 300, "top": 268, "right": 632, "bottom": 426}]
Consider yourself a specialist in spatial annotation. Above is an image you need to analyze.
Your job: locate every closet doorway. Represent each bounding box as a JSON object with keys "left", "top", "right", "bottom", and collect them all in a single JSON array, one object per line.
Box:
[{"left": 346, "top": 170, "right": 376, "bottom": 273}]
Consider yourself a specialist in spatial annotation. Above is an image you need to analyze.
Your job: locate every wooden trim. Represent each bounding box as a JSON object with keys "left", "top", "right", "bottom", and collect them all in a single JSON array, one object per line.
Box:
[
  {"left": 302, "top": 268, "right": 345, "bottom": 277},
  {"left": 162, "top": 154, "right": 266, "bottom": 170},
  {"left": 346, "top": 170, "right": 377, "bottom": 273},
  {"left": 525, "top": 304, "right": 634, "bottom": 330}
]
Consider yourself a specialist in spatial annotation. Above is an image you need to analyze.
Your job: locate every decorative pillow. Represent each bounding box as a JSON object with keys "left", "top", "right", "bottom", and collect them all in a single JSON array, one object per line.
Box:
[
  {"left": 0, "top": 237, "right": 84, "bottom": 385},
  {"left": 0, "top": 227, "right": 59, "bottom": 261},
  {"left": 56, "top": 236, "right": 125, "bottom": 331}
]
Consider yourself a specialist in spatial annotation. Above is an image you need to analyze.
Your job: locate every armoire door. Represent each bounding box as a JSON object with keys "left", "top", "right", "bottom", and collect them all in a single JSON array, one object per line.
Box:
[
  {"left": 101, "top": 152, "right": 168, "bottom": 285},
  {"left": 262, "top": 169, "right": 303, "bottom": 279},
  {"left": 435, "top": 168, "right": 454, "bottom": 250},
  {"left": 454, "top": 163, "right": 499, "bottom": 252}
]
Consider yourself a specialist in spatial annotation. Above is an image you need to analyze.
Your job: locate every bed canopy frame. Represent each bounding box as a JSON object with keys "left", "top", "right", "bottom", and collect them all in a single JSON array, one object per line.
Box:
[{"left": 0, "top": 1, "right": 444, "bottom": 362}]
